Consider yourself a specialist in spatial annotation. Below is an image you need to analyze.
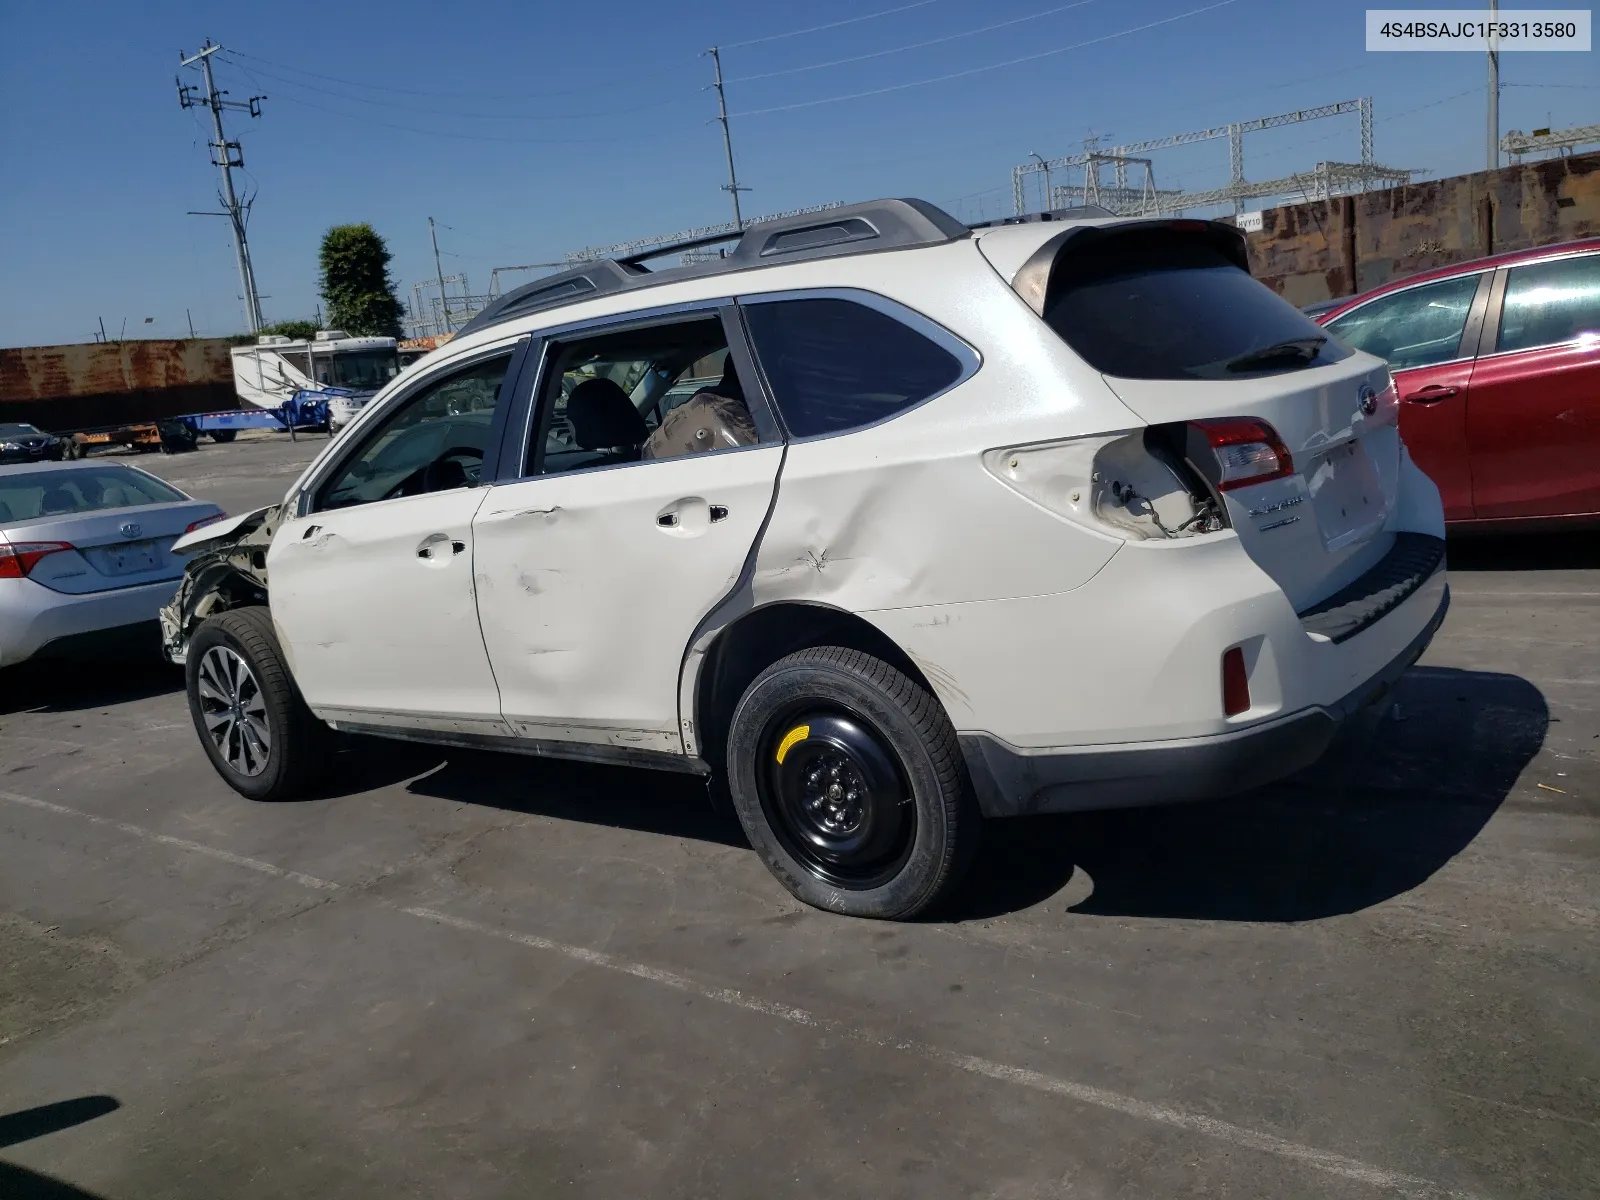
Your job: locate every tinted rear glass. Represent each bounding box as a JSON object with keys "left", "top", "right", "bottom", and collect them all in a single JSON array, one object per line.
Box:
[
  {"left": 1043, "top": 230, "right": 1348, "bottom": 380},
  {"left": 0, "top": 467, "right": 186, "bottom": 524},
  {"left": 743, "top": 298, "right": 963, "bottom": 438}
]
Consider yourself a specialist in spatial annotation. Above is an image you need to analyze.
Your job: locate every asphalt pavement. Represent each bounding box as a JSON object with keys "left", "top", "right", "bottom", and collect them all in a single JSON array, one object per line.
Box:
[{"left": 0, "top": 435, "right": 1595, "bottom": 1199}]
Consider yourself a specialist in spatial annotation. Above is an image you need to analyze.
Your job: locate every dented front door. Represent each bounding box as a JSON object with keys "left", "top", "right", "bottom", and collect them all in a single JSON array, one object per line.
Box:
[
  {"left": 268, "top": 488, "right": 506, "bottom": 732},
  {"left": 472, "top": 447, "right": 782, "bottom": 753}
]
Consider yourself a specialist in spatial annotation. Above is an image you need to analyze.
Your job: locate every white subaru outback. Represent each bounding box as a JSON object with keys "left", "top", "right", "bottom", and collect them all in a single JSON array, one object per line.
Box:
[{"left": 162, "top": 199, "right": 1448, "bottom": 920}]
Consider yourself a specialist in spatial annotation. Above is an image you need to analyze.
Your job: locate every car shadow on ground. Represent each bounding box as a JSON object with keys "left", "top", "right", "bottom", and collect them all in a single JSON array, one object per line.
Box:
[
  {"left": 0, "top": 1096, "right": 118, "bottom": 1200},
  {"left": 392, "top": 742, "right": 747, "bottom": 849},
  {"left": 949, "top": 665, "right": 1548, "bottom": 922},
  {"left": 1446, "top": 528, "right": 1600, "bottom": 571},
  {"left": 0, "top": 656, "right": 179, "bottom": 717}
]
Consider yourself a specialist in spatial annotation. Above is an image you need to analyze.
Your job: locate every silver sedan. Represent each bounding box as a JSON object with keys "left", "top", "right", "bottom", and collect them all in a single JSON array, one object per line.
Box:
[{"left": 1, "top": 460, "right": 224, "bottom": 667}]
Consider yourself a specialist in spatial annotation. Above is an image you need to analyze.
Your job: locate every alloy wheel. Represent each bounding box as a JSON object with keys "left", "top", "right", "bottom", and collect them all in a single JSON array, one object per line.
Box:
[{"left": 196, "top": 646, "right": 272, "bottom": 777}]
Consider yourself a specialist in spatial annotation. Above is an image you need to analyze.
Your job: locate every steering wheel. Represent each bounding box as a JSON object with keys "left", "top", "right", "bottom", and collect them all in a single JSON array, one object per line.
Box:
[{"left": 385, "top": 445, "right": 486, "bottom": 500}]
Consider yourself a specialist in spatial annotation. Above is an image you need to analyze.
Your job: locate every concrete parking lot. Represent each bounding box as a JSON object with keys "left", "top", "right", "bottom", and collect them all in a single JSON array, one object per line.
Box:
[{"left": 1, "top": 435, "right": 1596, "bottom": 1199}]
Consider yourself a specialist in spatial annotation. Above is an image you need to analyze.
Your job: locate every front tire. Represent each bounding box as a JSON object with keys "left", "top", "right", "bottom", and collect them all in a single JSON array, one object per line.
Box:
[
  {"left": 209, "top": 429, "right": 237, "bottom": 444},
  {"left": 726, "top": 646, "right": 979, "bottom": 920},
  {"left": 185, "top": 607, "right": 332, "bottom": 801}
]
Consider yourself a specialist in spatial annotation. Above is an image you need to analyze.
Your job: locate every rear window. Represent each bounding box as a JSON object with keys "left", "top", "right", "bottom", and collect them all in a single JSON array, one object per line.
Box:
[
  {"left": 0, "top": 467, "right": 185, "bottom": 524},
  {"left": 743, "top": 298, "right": 963, "bottom": 438},
  {"left": 1042, "top": 229, "right": 1348, "bottom": 380}
]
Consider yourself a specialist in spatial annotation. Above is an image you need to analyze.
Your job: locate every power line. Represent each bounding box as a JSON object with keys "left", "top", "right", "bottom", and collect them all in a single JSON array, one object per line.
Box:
[
  {"left": 730, "top": 0, "right": 1241, "bottom": 117},
  {"left": 726, "top": 0, "right": 1100, "bottom": 84},
  {"left": 217, "top": 53, "right": 694, "bottom": 122},
  {"left": 220, "top": 47, "right": 685, "bottom": 103},
  {"left": 724, "top": 1, "right": 945, "bottom": 50}
]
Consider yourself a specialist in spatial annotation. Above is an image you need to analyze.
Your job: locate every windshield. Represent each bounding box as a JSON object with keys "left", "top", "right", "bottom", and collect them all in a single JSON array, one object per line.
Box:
[
  {"left": 0, "top": 424, "right": 44, "bottom": 438},
  {"left": 0, "top": 466, "right": 186, "bottom": 523},
  {"left": 1043, "top": 229, "right": 1350, "bottom": 380},
  {"left": 316, "top": 350, "right": 399, "bottom": 390}
]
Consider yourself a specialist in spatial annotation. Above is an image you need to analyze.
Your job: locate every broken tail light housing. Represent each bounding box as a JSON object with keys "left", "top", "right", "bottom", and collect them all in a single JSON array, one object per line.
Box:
[
  {"left": 0, "top": 540, "right": 74, "bottom": 579},
  {"left": 1221, "top": 646, "right": 1251, "bottom": 716},
  {"left": 184, "top": 512, "right": 228, "bottom": 534},
  {"left": 1190, "top": 418, "right": 1294, "bottom": 492}
]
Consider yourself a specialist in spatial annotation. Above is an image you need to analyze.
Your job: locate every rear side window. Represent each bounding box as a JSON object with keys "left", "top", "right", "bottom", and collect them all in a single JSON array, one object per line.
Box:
[
  {"left": 1497, "top": 253, "right": 1600, "bottom": 354},
  {"left": 1325, "top": 274, "right": 1481, "bottom": 370},
  {"left": 1043, "top": 230, "right": 1348, "bottom": 380},
  {"left": 743, "top": 298, "right": 962, "bottom": 438}
]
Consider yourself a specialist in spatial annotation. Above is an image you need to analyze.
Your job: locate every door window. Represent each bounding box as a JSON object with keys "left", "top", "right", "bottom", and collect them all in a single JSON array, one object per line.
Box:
[
  {"left": 530, "top": 315, "right": 767, "bottom": 476},
  {"left": 1496, "top": 254, "right": 1600, "bottom": 354},
  {"left": 1325, "top": 274, "right": 1482, "bottom": 370},
  {"left": 742, "top": 298, "right": 962, "bottom": 438},
  {"left": 316, "top": 353, "right": 512, "bottom": 511}
]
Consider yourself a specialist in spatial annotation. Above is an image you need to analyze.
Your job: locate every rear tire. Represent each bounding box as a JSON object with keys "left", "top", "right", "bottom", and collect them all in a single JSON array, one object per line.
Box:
[
  {"left": 726, "top": 646, "right": 980, "bottom": 920},
  {"left": 209, "top": 429, "right": 237, "bottom": 444},
  {"left": 185, "top": 606, "right": 332, "bottom": 801}
]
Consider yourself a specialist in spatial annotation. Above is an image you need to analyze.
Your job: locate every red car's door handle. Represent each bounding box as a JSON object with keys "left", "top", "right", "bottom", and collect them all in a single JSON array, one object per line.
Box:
[{"left": 1405, "top": 384, "right": 1459, "bottom": 404}]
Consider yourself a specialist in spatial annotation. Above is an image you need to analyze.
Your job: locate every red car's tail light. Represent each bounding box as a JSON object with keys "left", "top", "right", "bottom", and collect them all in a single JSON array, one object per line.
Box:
[
  {"left": 1191, "top": 418, "right": 1295, "bottom": 491},
  {"left": 1221, "top": 646, "right": 1251, "bottom": 716},
  {"left": 185, "top": 513, "right": 228, "bottom": 534},
  {"left": 0, "top": 540, "right": 74, "bottom": 579}
]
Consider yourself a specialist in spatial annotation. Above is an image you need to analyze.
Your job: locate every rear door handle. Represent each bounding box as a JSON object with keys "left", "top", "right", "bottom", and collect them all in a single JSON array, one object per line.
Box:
[{"left": 1405, "top": 384, "right": 1459, "bottom": 404}]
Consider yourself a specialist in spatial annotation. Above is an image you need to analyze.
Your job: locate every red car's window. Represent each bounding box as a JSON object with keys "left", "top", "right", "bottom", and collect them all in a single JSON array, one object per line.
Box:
[
  {"left": 1325, "top": 274, "right": 1481, "bottom": 371},
  {"left": 1497, "top": 254, "right": 1600, "bottom": 354}
]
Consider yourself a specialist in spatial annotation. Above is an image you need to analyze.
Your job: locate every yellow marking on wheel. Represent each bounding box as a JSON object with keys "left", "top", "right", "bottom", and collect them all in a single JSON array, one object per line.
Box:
[{"left": 775, "top": 725, "right": 810, "bottom": 764}]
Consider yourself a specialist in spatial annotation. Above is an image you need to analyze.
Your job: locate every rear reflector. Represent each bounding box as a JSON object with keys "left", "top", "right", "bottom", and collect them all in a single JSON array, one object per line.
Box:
[
  {"left": 1222, "top": 647, "right": 1250, "bottom": 716},
  {"left": 1192, "top": 418, "right": 1294, "bottom": 491},
  {"left": 185, "top": 512, "right": 228, "bottom": 534},
  {"left": 0, "top": 540, "right": 74, "bottom": 579}
]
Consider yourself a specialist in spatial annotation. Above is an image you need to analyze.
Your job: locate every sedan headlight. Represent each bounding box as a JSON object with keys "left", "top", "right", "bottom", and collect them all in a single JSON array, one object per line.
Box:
[{"left": 0, "top": 441, "right": 20, "bottom": 451}]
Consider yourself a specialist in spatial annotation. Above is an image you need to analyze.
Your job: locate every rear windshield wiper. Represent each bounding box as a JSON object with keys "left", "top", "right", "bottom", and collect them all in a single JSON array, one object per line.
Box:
[{"left": 1225, "top": 336, "right": 1326, "bottom": 373}]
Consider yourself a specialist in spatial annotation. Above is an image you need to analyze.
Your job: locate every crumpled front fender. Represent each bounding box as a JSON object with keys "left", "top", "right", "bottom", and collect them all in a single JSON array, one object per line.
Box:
[{"left": 159, "top": 504, "right": 281, "bottom": 665}]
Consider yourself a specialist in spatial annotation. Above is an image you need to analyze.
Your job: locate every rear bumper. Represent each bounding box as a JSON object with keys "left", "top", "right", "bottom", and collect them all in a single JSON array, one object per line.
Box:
[
  {"left": 0, "top": 577, "right": 178, "bottom": 667},
  {"left": 962, "top": 581, "right": 1448, "bottom": 817}
]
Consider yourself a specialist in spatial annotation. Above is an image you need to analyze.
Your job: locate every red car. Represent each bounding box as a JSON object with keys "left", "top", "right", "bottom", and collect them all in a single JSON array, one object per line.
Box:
[{"left": 1316, "top": 238, "right": 1600, "bottom": 529}]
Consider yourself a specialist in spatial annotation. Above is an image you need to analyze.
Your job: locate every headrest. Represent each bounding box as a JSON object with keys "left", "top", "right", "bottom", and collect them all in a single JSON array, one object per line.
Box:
[{"left": 567, "top": 378, "right": 647, "bottom": 449}]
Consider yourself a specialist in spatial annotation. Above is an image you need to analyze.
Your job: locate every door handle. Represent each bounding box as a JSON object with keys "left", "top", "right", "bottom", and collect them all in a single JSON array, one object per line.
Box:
[
  {"left": 301, "top": 525, "right": 322, "bottom": 539},
  {"left": 1405, "top": 384, "right": 1459, "bottom": 404},
  {"left": 416, "top": 536, "right": 467, "bottom": 560}
]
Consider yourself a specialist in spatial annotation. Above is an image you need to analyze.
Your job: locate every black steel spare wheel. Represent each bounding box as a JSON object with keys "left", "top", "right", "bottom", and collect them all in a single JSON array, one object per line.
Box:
[
  {"left": 725, "top": 645, "right": 980, "bottom": 920},
  {"left": 761, "top": 711, "right": 914, "bottom": 890}
]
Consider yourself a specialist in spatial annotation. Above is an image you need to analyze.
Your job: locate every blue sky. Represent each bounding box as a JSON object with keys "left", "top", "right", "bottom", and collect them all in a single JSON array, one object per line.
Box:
[{"left": 1, "top": 0, "right": 1593, "bottom": 346}]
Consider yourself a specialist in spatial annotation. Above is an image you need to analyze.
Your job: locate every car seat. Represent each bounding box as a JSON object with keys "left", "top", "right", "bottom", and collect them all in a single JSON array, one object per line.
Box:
[
  {"left": 39, "top": 483, "right": 80, "bottom": 516},
  {"left": 565, "top": 378, "right": 647, "bottom": 463}
]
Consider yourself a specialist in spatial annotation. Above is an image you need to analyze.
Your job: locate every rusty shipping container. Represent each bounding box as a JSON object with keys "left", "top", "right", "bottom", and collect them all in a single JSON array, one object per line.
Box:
[
  {"left": 1243, "top": 150, "right": 1600, "bottom": 306},
  {"left": 0, "top": 338, "right": 238, "bottom": 432}
]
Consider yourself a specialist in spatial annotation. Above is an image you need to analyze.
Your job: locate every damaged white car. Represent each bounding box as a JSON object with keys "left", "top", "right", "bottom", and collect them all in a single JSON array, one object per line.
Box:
[{"left": 162, "top": 199, "right": 1448, "bottom": 920}]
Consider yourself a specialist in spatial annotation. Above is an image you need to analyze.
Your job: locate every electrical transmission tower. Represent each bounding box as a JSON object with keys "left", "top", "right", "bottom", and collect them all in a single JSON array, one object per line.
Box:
[{"left": 178, "top": 40, "right": 266, "bottom": 333}]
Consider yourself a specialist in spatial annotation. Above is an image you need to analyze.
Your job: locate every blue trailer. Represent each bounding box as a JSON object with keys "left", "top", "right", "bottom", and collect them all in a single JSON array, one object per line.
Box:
[{"left": 175, "top": 389, "right": 350, "bottom": 442}]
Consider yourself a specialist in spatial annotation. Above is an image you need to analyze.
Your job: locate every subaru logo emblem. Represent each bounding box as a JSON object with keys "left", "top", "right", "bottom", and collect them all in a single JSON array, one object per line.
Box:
[
  {"left": 119, "top": 522, "right": 141, "bottom": 539},
  {"left": 1358, "top": 384, "right": 1378, "bottom": 417}
]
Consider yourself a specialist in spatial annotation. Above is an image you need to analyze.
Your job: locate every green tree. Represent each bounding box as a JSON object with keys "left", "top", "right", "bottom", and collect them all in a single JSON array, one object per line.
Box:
[
  {"left": 318, "top": 224, "right": 404, "bottom": 338},
  {"left": 261, "top": 319, "right": 319, "bottom": 341}
]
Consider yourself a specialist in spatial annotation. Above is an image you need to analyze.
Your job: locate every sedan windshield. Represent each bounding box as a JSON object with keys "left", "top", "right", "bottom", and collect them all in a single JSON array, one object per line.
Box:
[
  {"left": 0, "top": 423, "right": 44, "bottom": 438},
  {"left": 0, "top": 467, "right": 186, "bottom": 523}
]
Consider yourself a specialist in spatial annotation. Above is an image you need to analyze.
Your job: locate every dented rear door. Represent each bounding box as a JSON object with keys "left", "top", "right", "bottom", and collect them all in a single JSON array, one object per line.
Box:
[{"left": 473, "top": 446, "right": 782, "bottom": 753}]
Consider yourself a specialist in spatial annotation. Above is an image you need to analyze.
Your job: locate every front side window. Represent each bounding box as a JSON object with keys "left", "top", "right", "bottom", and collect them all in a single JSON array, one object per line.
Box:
[
  {"left": 317, "top": 353, "right": 511, "bottom": 511},
  {"left": 1326, "top": 274, "right": 1482, "bottom": 371},
  {"left": 1497, "top": 254, "right": 1600, "bottom": 354},
  {"left": 0, "top": 466, "right": 185, "bottom": 522},
  {"left": 742, "top": 298, "right": 962, "bottom": 438},
  {"left": 531, "top": 315, "right": 763, "bottom": 476}
]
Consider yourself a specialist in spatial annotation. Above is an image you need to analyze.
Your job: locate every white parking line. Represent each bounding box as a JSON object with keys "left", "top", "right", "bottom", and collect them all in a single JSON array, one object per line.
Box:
[{"left": 0, "top": 788, "right": 1487, "bottom": 1199}]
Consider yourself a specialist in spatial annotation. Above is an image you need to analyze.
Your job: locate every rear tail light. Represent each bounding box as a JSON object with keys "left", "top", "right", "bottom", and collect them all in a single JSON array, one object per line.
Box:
[
  {"left": 1221, "top": 646, "right": 1251, "bottom": 716},
  {"left": 1191, "top": 418, "right": 1294, "bottom": 491},
  {"left": 184, "top": 512, "right": 228, "bottom": 534},
  {"left": 0, "top": 540, "right": 74, "bottom": 579}
]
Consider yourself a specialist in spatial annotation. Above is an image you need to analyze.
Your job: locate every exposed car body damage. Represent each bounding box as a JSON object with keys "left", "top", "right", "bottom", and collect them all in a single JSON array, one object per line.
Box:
[{"left": 158, "top": 504, "right": 279, "bottom": 665}]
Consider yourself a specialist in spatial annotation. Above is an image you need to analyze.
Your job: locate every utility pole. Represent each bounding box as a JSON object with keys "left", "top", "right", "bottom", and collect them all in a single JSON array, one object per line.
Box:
[
  {"left": 178, "top": 40, "right": 266, "bottom": 333},
  {"left": 429, "top": 217, "right": 453, "bottom": 334},
  {"left": 1029, "top": 152, "right": 1052, "bottom": 212},
  {"left": 1487, "top": 0, "right": 1500, "bottom": 170},
  {"left": 704, "top": 47, "right": 749, "bottom": 228}
]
